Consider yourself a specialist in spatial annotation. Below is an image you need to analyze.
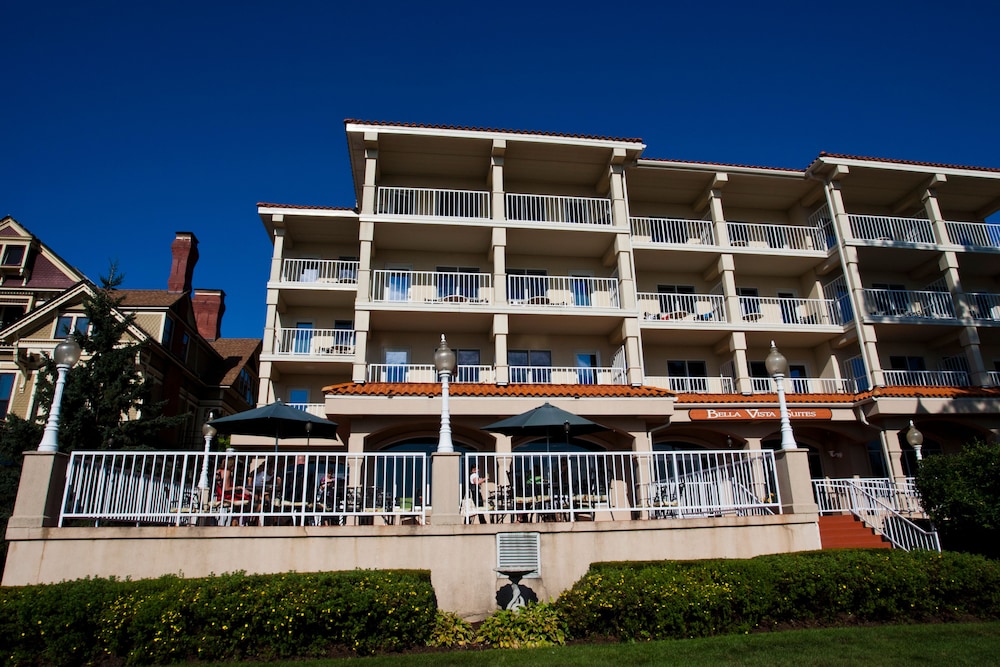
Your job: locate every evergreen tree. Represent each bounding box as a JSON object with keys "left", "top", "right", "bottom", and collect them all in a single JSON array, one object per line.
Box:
[{"left": 36, "top": 264, "right": 188, "bottom": 451}]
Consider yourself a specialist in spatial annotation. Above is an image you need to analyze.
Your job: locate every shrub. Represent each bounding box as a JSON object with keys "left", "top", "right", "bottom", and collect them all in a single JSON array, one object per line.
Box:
[
  {"left": 476, "top": 603, "right": 568, "bottom": 649},
  {"left": 555, "top": 550, "right": 1000, "bottom": 642},
  {"left": 427, "top": 610, "right": 476, "bottom": 647}
]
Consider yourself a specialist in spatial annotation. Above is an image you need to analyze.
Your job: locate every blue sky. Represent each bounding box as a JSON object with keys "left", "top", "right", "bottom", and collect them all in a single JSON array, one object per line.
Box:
[{"left": 4, "top": 1, "right": 998, "bottom": 339}]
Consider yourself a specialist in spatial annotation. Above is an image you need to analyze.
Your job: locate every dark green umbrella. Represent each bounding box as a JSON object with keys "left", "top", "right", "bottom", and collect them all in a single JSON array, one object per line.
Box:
[
  {"left": 482, "top": 402, "right": 608, "bottom": 447},
  {"left": 209, "top": 400, "right": 339, "bottom": 451}
]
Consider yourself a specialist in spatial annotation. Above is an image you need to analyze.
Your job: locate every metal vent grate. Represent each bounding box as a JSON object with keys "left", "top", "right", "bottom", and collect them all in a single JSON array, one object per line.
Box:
[{"left": 496, "top": 532, "right": 541, "bottom": 578}]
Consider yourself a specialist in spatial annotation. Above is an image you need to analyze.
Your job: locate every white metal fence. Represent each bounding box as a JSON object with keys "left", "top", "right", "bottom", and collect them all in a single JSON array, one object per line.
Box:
[
  {"left": 863, "top": 288, "right": 956, "bottom": 319},
  {"left": 367, "top": 364, "right": 496, "bottom": 383},
  {"left": 279, "top": 258, "right": 359, "bottom": 284},
  {"left": 630, "top": 217, "right": 716, "bottom": 245},
  {"left": 507, "top": 365, "right": 627, "bottom": 385},
  {"left": 726, "top": 222, "right": 827, "bottom": 250},
  {"left": 371, "top": 270, "right": 493, "bottom": 304},
  {"left": 463, "top": 450, "right": 780, "bottom": 523},
  {"left": 663, "top": 376, "right": 737, "bottom": 394},
  {"left": 738, "top": 296, "right": 841, "bottom": 326},
  {"left": 507, "top": 275, "right": 620, "bottom": 309},
  {"left": 966, "top": 292, "right": 1000, "bottom": 321},
  {"left": 881, "top": 369, "right": 971, "bottom": 387},
  {"left": 812, "top": 477, "right": 939, "bottom": 551},
  {"left": 505, "top": 193, "right": 612, "bottom": 226},
  {"left": 638, "top": 292, "right": 726, "bottom": 322},
  {"left": 274, "top": 327, "right": 355, "bottom": 356},
  {"left": 943, "top": 221, "right": 1000, "bottom": 248},
  {"left": 849, "top": 215, "right": 936, "bottom": 244},
  {"left": 377, "top": 186, "right": 491, "bottom": 219},
  {"left": 61, "top": 451, "right": 428, "bottom": 527},
  {"left": 750, "top": 377, "right": 855, "bottom": 394}
]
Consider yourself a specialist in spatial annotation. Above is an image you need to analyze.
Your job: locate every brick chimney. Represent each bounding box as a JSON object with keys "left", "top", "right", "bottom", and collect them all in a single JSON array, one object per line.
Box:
[
  {"left": 168, "top": 232, "right": 199, "bottom": 293},
  {"left": 192, "top": 289, "right": 226, "bottom": 341}
]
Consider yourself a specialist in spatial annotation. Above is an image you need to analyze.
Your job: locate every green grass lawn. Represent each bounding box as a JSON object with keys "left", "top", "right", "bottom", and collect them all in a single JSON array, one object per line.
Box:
[{"left": 214, "top": 621, "right": 1000, "bottom": 667}]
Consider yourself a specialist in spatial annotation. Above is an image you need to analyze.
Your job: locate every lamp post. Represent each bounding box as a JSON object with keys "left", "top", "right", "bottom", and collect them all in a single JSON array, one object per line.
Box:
[
  {"left": 199, "top": 418, "right": 217, "bottom": 509},
  {"left": 305, "top": 420, "right": 313, "bottom": 448},
  {"left": 906, "top": 420, "right": 924, "bottom": 461},
  {"left": 764, "top": 340, "right": 797, "bottom": 450},
  {"left": 37, "top": 336, "right": 82, "bottom": 452},
  {"left": 434, "top": 334, "right": 456, "bottom": 453}
]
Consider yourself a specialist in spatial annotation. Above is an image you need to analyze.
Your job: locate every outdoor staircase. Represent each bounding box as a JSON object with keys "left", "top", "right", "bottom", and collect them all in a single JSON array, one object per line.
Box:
[{"left": 818, "top": 514, "right": 891, "bottom": 549}]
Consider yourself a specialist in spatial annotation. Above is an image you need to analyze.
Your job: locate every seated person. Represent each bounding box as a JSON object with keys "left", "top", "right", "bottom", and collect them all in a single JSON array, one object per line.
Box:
[{"left": 215, "top": 460, "right": 252, "bottom": 504}]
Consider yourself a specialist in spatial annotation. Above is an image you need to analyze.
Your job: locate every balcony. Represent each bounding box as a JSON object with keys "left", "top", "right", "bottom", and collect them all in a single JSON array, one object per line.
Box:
[
  {"left": 630, "top": 217, "right": 717, "bottom": 246},
  {"left": 966, "top": 292, "right": 1000, "bottom": 322},
  {"left": 371, "top": 270, "right": 493, "bottom": 305},
  {"left": 508, "top": 366, "right": 627, "bottom": 385},
  {"left": 862, "top": 289, "right": 956, "bottom": 320},
  {"left": 507, "top": 275, "right": 620, "bottom": 309},
  {"left": 751, "top": 377, "right": 855, "bottom": 394},
  {"left": 505, "top": 193, "right": 612, "bottom": 226},
  {"left": 882, "top": 370, "right": 970, "bottom": 387},
  {"left": 286, "top": 403, "right": 327, "bottom": 418},
  {"left": 278, "top": 258, "right": 359, "bottom": 285},
  {"left": 376, "top": 186, "right": 490, "bottom": 220},
  {"left": 638, "top": 293, "right": 726, "bottom": 323},
  {"left": 274, "top": 328, "right": 356, "bottom": 357},
  {"left": 738, "top": 296, "right": 842, "bottom": 326},
  {"left": 989, "top": 371, "right": 1000, "bottom": 387},
  {"left": 367, "top": 364, "right": 495, "bottom": 383},
  {"left": 726, "top": 222, "right": 827, "bottom": 251},
  {"left": 943, "top": 221, "right": 1000, "bottom": 249},
  {"left": 644, "top": 376, "right": 736, "bottom": 394},
  {"left": 848, "top": 214, "right": 936, "bottom": 244}
]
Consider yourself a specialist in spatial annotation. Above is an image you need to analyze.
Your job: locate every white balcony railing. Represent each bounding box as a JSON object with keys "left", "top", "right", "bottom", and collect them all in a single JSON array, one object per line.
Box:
[
  {"left": 989, "top": 370, "right": 1000, "bottom": 387},
  {"left": 508, "top": 366, "right": 627, "bottom": 385},
  {"left": 630, "top": 217, "right": 717, "bottom": 246},
  {"left": 507, "top": 275, "right": 620, "bottom": 309},
  {"left": 466, "top": 450, "right": 779, "bottom": 522},
  {"left": 274, "top": 328, "right": 356, "bottom": 356},
  {"left": 863, "top": 289, "right": 956, "bottom": 319},
  {"left": 279, "top": 258, "right": 359, "bottom": 284},
  {"left": 882, "top": 370, "right": 971, "bottom": 387},
  {"left": 726, "top": 222, "right": 827, "bottom": 251},
  {"left": 848, "top": 214, "right": 936, "bottom": 244},
  {"left": 943, "top": 221, "right": 1000, "bottom": 249},
  {"left": 751, "top": 377, "right": 855, "bottom": 394},
  {"left": 367, "top": 364, "right": 495, "bottom": 384},
  {"left": 376, "top": 186, "right": 490, "bottom": 220},
  {"left": 661, "top": 376, "right": 736, "bottom": 394},
  {"left": 738, "top": 296, "right": 842, "bottom": 326},
  {"left": 966, "top": 292, "right": 1000, "bottom": 321},
  {"left": 638, "top": 293, "right": 726, "bottom": 322},
  {"left": 505, "top": 193, "right": 612, "bottom": 226},
  {"left": 371, "top": 270, "right": 493, "bottom": 304},
  {"left": 286, "top": 403, "right": 327, "bottom": 418},
  {"left": 61, "top": 451, "right": 429, "bottom": 527}
]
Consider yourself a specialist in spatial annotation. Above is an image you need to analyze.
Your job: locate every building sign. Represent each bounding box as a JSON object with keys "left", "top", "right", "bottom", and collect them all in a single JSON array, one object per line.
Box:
[{"left": 689, "top": 408, "right": 833, "bottom": 421}]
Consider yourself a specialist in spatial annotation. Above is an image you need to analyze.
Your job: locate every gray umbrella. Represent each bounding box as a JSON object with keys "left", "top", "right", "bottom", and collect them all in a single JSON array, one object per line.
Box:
[{"left": 209, "top": 400, "right": 339, "bottom": 451}]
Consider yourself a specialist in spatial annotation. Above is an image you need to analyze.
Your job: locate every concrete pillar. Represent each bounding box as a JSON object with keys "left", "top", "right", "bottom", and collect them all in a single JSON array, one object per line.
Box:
[
  {"left": 881, "top": 429, "right": 907, "bottom": 482},
  {"left": 959, "top": 328, "right": 989, "bottom": 387},
  {"left": 773, "top": 448, "right": 818, "bottom": 515},
  {"left": 491, "top": 141, "right": 505, "bottom": 224},
  {"left": 360, "top": 141, "right": 378, "bottom": 216},
  {"left": 493, "top": 313, "right": 508, "bottom": 385},
  {"left": 430, "top": 452, "right": 462, "bottom": 525},
  {"left": 7, "top": 451, "right": 68, "bottom": 529}
]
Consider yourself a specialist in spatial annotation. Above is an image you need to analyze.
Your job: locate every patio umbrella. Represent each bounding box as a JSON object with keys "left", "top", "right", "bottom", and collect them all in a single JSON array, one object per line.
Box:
[
  {"left": 209, "top": 400, "right": 339, "bottom": 451},
  {"left": 481, "top": 402, "right": 608, "bottom": 448}
]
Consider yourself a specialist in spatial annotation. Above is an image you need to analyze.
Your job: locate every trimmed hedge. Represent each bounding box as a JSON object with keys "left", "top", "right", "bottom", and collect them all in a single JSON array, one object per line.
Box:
[
  {"left": 0, "top": 569, "right": 436, "bottom": 665},
  {"left": 554, "top": 549, "right": 1000, "bottom": 641}
]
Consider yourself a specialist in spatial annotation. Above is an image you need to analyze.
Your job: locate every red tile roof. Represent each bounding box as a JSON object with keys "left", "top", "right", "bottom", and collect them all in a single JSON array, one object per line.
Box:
[
  {"left": 343, "top": 119, "right": 645, "bottom": 145},
  {"left": 321, "top": 382, "right": 676, "bottom": 398},
  {"left": 817, "top": 152, "right": 1000, "bottom": 174},
  {"left": 862, "top": 386, "right": 1000, "bottom": 399},
  {"left": 640, "top": 156, "right": 806, "bottom": 173}
]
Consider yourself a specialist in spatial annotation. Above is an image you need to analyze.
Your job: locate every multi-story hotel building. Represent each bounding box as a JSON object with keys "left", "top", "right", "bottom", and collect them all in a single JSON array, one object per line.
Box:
[{"left": 256, "top": 120, "right": 1000, "bottom": 481}]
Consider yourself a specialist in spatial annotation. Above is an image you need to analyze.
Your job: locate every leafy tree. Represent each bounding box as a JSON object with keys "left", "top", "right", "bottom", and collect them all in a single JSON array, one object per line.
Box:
[
  {"left": 915, "top": 438, "right": 1000, "bottom": 558},
  {"left": 34, "top": 264, "right": 188, "bottom": 451}
]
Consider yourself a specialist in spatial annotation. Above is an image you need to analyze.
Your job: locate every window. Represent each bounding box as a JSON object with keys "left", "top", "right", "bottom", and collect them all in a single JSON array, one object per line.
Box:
[
  {"left": 56, "top": 314, "right": 90, "bottom": 337},
  {"left": 789, "top": 364, "right": 808, "bottom": 392},
  {"left": 0, "top": 373, "right": 15, "bottom": 415},
  {"left": 163, "top": 317, "right": 175, "bottom": 348},
  {"left": 737, "top": 287, "right": 761, "bottom": 320},
  {"left": 456, "top": 349, "right": 481, "bottom": 382},
  {"left": 292, "top": 322, "right": 313, "bottom": 354},
  {"left": 338, "top": 256, "right": 359, "bottom": 283},
  {"left": 890, "top": 356, "right": 926, "bottom": 371},
  {"left": 507, "top": 269, "right": 547, "bottom": 302},
  {"left": 576, "top": 352, "right": 598, "bottom": 384},
  {"left": 657, "top": 285, "right": 695, "bottom": 314},
  {"left": 871, "top": 283, "right": 908, "bottom": 315},
  {"left": 777, "top": 291, "right": 797, "bottom": 324},
  {"left": 385, "top": 348, "right": 409, "bottom": 382},
  {"left": 179, "top": 333, "right": 190, "bottom": 362},
  {"left": 385, "top": 264, "right": 411, "bottom": 302},
  {"left": 288, "top": 388, "right": 309, "bottom": 405},
  {"left": 436, "top": 266, "right": 480, "bottom": 300},
  {"left": 1, "top": 245, "right": 25, "bottom": 267},
  {"left": 508, "top": 349, "right": 551, "bottom": 383},
  {"left": 667, "top": 360, "right": 708, "bottom": 392},
  {"left": 234, "top": 368, "right": 255, "bottom": 405},
  {"left": 333, "top": 320, "right": 355, "bottom": 349},
  {"left": 0, "top": 304, "right": 27, "bottom": 329}
]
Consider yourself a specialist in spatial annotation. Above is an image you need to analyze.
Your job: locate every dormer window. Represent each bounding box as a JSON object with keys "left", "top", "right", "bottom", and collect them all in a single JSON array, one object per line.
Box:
[
  {"left": 56, "top": 314, "right": 90, "bottom": 337},
  {"left": 0, "top": 242, "right": 30, "bottom": 275}
]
